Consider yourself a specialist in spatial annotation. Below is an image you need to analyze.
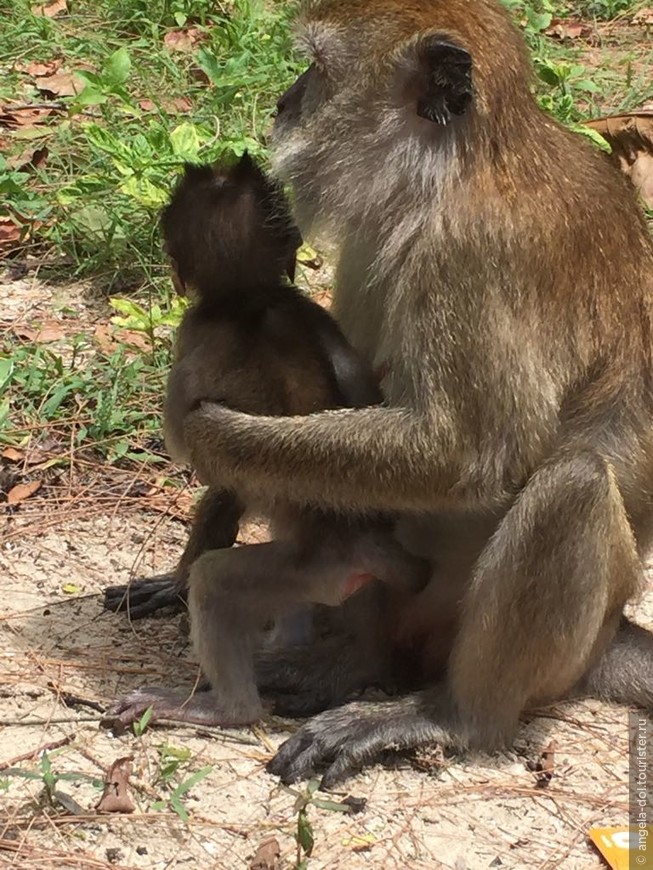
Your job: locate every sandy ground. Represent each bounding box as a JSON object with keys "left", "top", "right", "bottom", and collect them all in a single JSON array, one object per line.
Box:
[
  {"left": 3, "top": 212, "right": 653, "bottom": 868},
  {"left": 1, "top": 504, "right": 649, "bottom": 870}
]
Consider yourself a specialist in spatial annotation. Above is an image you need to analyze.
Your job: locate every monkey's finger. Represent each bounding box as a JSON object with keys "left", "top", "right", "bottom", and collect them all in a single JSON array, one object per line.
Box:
[
  {"left": 320, "top": 718, "right": 445, "bottom": 789},
  {"left": 267, "top": 730, "right": 319, "bottom": 781}
]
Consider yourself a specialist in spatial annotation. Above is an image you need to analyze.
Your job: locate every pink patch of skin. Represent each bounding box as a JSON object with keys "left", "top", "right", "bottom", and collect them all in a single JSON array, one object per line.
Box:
[{"left": 342, "top": 572, "right": 375, "bottom": 599}]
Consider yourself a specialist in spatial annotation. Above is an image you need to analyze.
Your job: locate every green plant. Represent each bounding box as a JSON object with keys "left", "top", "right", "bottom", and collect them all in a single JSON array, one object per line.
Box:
[
  {"left": 151, "top": 763, "right": 213, "bottom": 822},
  {"left": 285, "top": 778, "right": 364, "bottom": 869},
  {"left": 154, "top": 743, "right": 192, "bottom": 784},
  {"left": 0, "top": 338, "right": 169, "bottom": 460},
  {"left": 578, "top": 0, "right": 634, "bottom": 19},
  {"left": 132, "top": 705, "right": 154, "bottom": 737},
  {"left": 1, "top": 0, "right": 301, "bottom": 284},
  {"left": 2, "top": 751, "right": 103, "bottom": 806}
]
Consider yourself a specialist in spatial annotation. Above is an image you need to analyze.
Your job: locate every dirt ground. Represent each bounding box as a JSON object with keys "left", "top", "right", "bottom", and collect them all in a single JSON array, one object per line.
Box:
[
  {"left": 1, "top": 507, "right": 650, "bottom": 870},
  {"left": 0, "top": 274, "right": 650, "bottom": 870}
]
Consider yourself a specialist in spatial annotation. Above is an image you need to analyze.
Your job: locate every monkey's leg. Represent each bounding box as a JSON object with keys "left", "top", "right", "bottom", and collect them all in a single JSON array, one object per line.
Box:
[
  {"left": 106, "top": 539, "right": 362, "bottom": 730},
  {"left": 103, "top": 488, "right": 242, "bottom": 618},
  {"left": 269, "top": 451, "right": 641, "bottom": 787},
  {"left": 256, "top": 523, "right": 430, "bottom": 717}
]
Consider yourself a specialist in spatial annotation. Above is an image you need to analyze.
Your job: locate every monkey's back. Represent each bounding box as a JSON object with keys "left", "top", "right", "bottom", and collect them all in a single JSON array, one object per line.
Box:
[{"left": 164, "top": 283, "right": 382, "bottom": 464}]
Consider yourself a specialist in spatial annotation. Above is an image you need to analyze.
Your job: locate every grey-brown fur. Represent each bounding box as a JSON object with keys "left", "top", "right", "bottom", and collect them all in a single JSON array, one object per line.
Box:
[
  {"left": 104, "top": 154, "right": 429, "bottom": 731},
  {"left": 166, "top": 0, "right": 653, "bottom": 787}
]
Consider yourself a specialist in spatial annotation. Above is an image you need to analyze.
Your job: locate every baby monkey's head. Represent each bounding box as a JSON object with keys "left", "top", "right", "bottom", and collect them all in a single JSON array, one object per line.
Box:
[{"left": 161, "top": 153, "right": 303, "bottom": 301}]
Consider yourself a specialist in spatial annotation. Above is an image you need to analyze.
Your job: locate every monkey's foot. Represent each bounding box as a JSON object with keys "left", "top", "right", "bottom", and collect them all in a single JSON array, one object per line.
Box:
[
  {"left": 103, "top": 574, "right": 184, "bottom": 618},
  {"left": 101, "top": 687, "right": 263, "bottom": 735},
  {"left": 268, "top": 694, "right": 457, "bottom": 788}
]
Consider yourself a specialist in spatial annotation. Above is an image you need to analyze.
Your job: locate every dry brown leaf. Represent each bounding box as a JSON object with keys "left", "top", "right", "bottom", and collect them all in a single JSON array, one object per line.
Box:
[
  {"left": 585, "top": 112, "right": 653, "bottom": 208},
  {"left": 172, "top": 96, "right": 193, "bottom": 114},
  {"left": 14, "top": 321, "right": 66, "bottom": 342},
  {"left": 138, "top": 96, "right": 193, "bottom": 115},
  {"left": 2, "top": 448, "right": 24, "bottom": 462},
  {"left": 0, "top": 104, "right": 56, "bottom": 131},
  {"left": 113, "top": 328, "right": 152, "bottom": 351},
  {"left": 189, "top": 66, "right": 211, "bottom": 85},
  {"left": 15, "top": 59, "right": 62, "bottom": 77},
  {"left": 545, "top": 17, "right": 595, "bottom": 41},
  {"left": 7, "top": 480, "right": 42, "bottom": 505},
  {"left": 95, "top": 756, "right": 136, "bottom": 814},
  {"left": 34, "top": 71, "right": 83, "bottom": 98},
  {"left": 93, "top": 322, "right": 118, "bottom": 355},
  {"left": 32, "top": 0, "right": 68, "bottom": 17},
  {"left": 249, "top": 837, "right": 281, "bottom": 870},
  {"left": 7, "top": 145, "right": 48, "bottom": 172},
  {"left": 0, "top": 219, "right": 22, "bottom": 251},
  {"left": 632, "top": 6, "right": 653, "bottom": 24},
  {"left": 163, "top": 26, "right": 205, "bottom": 52}
]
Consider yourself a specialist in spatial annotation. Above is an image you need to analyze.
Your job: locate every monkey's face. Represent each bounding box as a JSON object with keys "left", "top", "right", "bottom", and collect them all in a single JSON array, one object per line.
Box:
[{"left": 271, "top": 0, "right": 531, "bottom": 242}]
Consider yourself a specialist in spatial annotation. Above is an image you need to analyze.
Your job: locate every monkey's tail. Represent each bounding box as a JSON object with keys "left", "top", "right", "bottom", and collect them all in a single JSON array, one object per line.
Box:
[{"left": 579, "top": 617, "right": 653, "bottom": 711}]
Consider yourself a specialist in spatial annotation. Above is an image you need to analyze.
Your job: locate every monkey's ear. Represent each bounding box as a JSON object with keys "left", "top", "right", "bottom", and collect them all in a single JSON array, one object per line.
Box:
[
  {"left": 182, "top": 162, "right": 214, "bottom": 181},
  {"left": 233, "top": 151, "right": 266, "bottom": 184},
  {"left": 409, "top": 36, "right": 473, "bottom": 125}
]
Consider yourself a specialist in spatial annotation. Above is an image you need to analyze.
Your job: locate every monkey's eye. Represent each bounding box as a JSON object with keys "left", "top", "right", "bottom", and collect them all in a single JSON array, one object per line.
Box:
[
  {"left": 276, "top": 63, "right": 329, "bottom": 122},
  {"left": 301, "top": 63, "right": 329, "bottom": 115},
  {"left": 276, "top": 65, "right": 314, "bottom": 117}
]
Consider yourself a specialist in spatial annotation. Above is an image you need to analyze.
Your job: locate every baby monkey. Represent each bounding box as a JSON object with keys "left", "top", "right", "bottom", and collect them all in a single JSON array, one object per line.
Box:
[{"left": 105, "top": 154, "right": 429, "bottom": 729}]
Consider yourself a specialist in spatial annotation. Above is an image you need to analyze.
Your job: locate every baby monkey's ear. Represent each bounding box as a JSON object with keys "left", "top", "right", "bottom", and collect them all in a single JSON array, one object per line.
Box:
[{"left": 401, "top": 34, "right": 473, "bottom": 125}]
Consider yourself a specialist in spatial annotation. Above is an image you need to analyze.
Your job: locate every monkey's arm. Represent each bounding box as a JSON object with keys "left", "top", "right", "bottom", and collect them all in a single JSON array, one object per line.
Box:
[{"left": 185, "top": 403, "right": 462, "bottom": 514}]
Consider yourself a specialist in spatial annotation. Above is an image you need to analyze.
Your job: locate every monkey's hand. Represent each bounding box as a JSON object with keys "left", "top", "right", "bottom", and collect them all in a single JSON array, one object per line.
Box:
[
  {"left": 184, "top": 403, "right": 459, "bottom": 514},
  {"left": 268, "top": 690, "right": 462, "bottom": 788}
]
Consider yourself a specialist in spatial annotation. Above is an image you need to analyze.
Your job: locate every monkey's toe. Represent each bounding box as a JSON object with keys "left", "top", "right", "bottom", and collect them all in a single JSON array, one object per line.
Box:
[
  {"left": 101, "top": 688, "right": 167, "bottom": 735},
  {"left": 268, "top": 697, "right": 448, "bottom": 788},
  {"left": 103, "top": 574, "right": 184, "bottom": 618}
]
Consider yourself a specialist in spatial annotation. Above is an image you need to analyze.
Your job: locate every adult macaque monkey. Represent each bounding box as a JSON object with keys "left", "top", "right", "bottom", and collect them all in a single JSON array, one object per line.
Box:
[{"left": 175, "top": 0, "right": 653, "bottom": 787}]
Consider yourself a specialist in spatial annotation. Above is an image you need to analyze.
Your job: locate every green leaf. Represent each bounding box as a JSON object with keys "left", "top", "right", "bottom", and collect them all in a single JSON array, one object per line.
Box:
[
  {"left": 297, "top": 812, "right": 314, "bottom": 857},
  {"left": 133, "top": 705, "right": 154, "bottom": 736},
  {"left": 74, "top": 87, "right": 108, "bottom": 108},
  {"left": 0, "top": 401, "right": 10, "bottom": 427},
  {"left": 104, "top": 47, "right": 131, "bottom": 86},
  {"left": 109, "top": 298, "right": 148, "bottom": 319},
  {"left": 119, "top": 175, "right": 169, "bottom": 208},
  {"left": 527, "top": 10, "right": 552, "bottom": 31},
  {"left": 312, "top": 798, "right": 355, "bottom": 813},
  {"left": 159, "top": 744, "right": 192, "bottom": 762},
  {"left": 62, "top": 583, "right": 81, "bottom": 595},
  {"left": 71, "top": 205, "right": 113, "bottom": 238},
  {"left": 0, "top": 358, "right": 13, "bottom": 389},
  {"left": 575, "top": 125, "right": 612, "bottom": 153},
  {"left": 170, "top": 793, "right": 190, "bottom": 821},
  {"left": 537, "top": 64, "right": 560, "bottom": 87},
  {"left": 173, "top": 765, "right": 213, "bottom": 797},
  {"left": 42, "top": 384, "right": 75, "bottom": 417},
  {"left": 169, "top": 123, "right": 201, "bottom": 160}
]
